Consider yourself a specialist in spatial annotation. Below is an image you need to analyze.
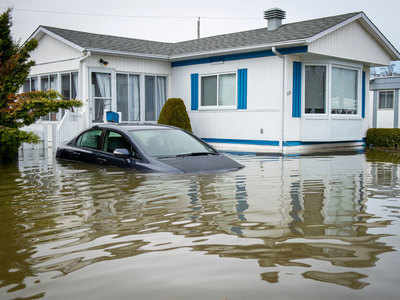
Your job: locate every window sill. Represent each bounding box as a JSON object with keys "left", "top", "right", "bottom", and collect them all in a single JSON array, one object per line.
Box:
[
  {"left": 331, "top": 115, "right": 362, "bottom": 120},
  {"left": 304, "top": 114, "right": 329, "bottom": 120},
  {"left": 198, "top": 106, "right": 236, "bottom": 111}
]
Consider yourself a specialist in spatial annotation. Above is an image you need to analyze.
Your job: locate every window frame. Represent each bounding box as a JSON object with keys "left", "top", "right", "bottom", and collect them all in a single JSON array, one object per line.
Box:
[
  {"left": 144, "top": 74, "right": 168, "bottom": 122},
  {"left": 302, "top": 61, "right": 363, "bottom": 120},
  {"left": 75, "top": 128, "right": 104, "bottom": 150},
  {"left": 199, "top": 71, "right": 237, "bottom": 110},
  {"left": 330, "top": 64, "right": 361, "bottom": 116},
  {"left": 116, "top": 72, "right": 141, "bottom": 122},
  {"left": 378, "top": 90, "right": 395, "bottom": 110},
  {"left": 303, "top": 63, "right": 329, "bottom": 118}
]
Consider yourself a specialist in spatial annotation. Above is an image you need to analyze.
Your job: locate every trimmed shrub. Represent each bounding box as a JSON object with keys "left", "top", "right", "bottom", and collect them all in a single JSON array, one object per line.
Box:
[
  {"left": 158, "top": 98, "right": 192, "bottom": 132},
  {"left": 366, "top": 128, "right": 400, "bottom": 148}
]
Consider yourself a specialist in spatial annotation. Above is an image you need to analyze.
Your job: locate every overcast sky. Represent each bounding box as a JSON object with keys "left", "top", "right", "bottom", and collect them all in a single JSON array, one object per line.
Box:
[{"left": 2, "top": 0, "right": 400, "bottom": 55}]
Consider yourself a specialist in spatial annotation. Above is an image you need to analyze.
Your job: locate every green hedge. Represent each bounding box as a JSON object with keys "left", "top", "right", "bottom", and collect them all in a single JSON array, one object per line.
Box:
[
  {"left": 158, "top": 98, "right": 192, "bottom": 132},
  {"left": 366, "top": 128, "right": 400, "bottom": 147}
]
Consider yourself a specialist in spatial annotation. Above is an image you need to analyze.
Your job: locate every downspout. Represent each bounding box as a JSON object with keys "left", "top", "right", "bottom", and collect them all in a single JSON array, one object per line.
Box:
[{"left": 272, "top": 46, "right": 285, "bottom": 154}]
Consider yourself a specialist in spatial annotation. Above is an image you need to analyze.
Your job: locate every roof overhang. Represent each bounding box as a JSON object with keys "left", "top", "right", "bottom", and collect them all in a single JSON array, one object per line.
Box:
[
  {"left": 27, "top": 26, "right": 85, "bottom": 52},
  {"left": 306, "top": 12, "right": 400, "bottom": 61}
]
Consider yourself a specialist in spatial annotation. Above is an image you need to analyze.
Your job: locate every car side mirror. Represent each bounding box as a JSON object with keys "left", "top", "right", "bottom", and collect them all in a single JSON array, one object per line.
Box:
[{"left": 113, "top": 148, "right": 130, "bottom": 158}]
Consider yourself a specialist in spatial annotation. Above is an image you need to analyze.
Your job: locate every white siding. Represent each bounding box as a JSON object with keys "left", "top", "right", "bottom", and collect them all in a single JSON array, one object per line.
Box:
[
  {"left": 309, "top": 20, "right": 392, "bottom": 66},
  {"left": 29, "top": 34, "right": 81, "bottom": 75},
  {"left": 85, "top": 55, "right": 171, "bottom": 75},
  {"left": 377, "top": 109, "right": 394, "bottom": 128},
  {"left": 172, "top": 56, "right": 283, "bottom": 142}
]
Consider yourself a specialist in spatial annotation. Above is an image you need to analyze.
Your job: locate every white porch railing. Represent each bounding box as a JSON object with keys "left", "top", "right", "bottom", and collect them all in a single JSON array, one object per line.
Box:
[
  {"left": 20, "top": 106, "right": 88, "bottom": 152},
  {"left": 56, "top": 109, "right": 87, "bottom": 147}
]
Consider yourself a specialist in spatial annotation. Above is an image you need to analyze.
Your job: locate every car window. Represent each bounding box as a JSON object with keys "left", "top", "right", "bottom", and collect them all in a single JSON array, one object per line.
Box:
[
  {"left": 76, "top": 129, "right": 102, "bottom": 150},
  {"left": 103, "top": 131, "right": 132, "bottom": 154},
  {"left": 128, "top": 129, "right": 214, "bottom": 157}
]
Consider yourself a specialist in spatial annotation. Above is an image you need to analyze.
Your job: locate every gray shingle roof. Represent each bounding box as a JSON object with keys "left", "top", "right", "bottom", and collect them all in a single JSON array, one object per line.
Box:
[
  {"left": 41, "top": 12, "right": 360, "bottom": 58},
  {"left": 41, "top": 26, "right": 173, "bottom": 56}
]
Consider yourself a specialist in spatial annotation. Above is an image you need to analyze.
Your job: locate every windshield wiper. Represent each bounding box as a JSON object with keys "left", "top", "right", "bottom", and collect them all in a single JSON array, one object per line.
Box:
[{"left": 176, "top": 152, "right": 218, "bottom": 157}]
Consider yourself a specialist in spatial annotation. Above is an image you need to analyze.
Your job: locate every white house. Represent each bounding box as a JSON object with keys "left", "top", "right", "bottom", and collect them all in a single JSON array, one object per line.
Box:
[
  {"left": 24, "top": 8, "right": 400, "bottom": 154},
  {"left": 369, "top": 76, "right": 400, "bottom": 128}
]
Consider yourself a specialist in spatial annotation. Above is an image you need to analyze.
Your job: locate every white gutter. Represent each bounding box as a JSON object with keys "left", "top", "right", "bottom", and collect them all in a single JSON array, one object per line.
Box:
[
  {"left": 272, "top": 46, "right": 286, "bottom": 153},
  {"left": 87, "top": 48, "right": 170, "bottom": 61}
]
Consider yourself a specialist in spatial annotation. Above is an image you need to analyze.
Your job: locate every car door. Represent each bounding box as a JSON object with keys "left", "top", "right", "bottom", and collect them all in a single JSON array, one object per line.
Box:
[
  {"left": 67, "top": 128, "right": 104, "bottom": 164},
  {"left": 99, "top": 130, "right": 135, "bottom": 168}
]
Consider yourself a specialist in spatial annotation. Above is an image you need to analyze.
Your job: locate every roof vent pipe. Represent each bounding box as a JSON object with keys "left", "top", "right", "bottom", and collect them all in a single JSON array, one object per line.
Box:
[{"left": 264, "top": 8, "right": 286, "bottom": 31}]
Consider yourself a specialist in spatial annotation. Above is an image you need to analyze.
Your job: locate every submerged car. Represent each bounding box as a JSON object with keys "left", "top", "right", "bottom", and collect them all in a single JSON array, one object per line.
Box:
[{"left": 56, "top": 124, "right": 244, "bottom": 173}]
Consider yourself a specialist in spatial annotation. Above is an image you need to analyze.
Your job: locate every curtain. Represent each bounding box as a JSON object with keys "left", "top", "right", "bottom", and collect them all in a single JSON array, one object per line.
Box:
[
  {"left": 155, "top": 76, "right": 166, "bottom": 120},
  {"left": 305, "top": 66, "right": 326, "bottom": 114},
  {"left": 129, "top": 74, "right": 140, "bottom": 121},
  {"left": 71, "top": 72, "right": 78, "bottom": 99},
  {"left": 61, "top": 73, "right": 70, "bottom": 99},
  {"left": 218, "top": 74, "right": 235, "bottom": 106},
  {"left": 331, "top": 67, "right": 357, "bottom": 114},
  {"left": 41, "top": 76, "right": 49, "bottom": 91},
  {"left": 95, "top": 73, "right": 111, "bottom": 98},
  {"left": 117, "top": 74, "right": 129, "bottom": 121},
  {"left": 50, "top": 74, "right": 57, "bottom": 90},
  {"left": 93, "top": 72, "right": 111, "bottom": 122},
  {"left": 31, "top": 77, "right": 37, "bottom": 91},
  {"left": 145, "top": 76, "right": 155, "bottom": 121}
]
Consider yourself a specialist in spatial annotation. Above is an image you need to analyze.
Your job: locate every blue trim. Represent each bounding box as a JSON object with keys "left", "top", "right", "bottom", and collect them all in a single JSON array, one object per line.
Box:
[
  {"left": 237, "top": 69, "right": 247, "bottom": 109},
  {"left": 202, "top": 138, "right": 280, "bottom": 146},
  {"left": 190, "top": 73, "right": 199, "bottom": 110},
  {"left": 362, "top": 71, "right": 366, "bottom": 118},
  {"left": 292, "top": 61, "right": 302, "bottom": 118},
  {"left": 283, "top": 140, "right": 365, "bottom": 146},
  {"left": 172, "top": 46, "right": 308, "bottom": 67}
]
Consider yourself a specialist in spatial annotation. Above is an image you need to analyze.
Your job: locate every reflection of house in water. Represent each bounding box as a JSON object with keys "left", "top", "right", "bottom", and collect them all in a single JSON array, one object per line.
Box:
[{"left": 10, "top": 151, "right": 396, "bottom": 291}]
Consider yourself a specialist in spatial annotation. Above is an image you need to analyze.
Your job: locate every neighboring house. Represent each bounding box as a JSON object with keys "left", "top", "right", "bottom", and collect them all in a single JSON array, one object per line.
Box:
[
  {"left": 369, "top": 76, "right": 400, "bottom": 128},
  {"left": 24, "top": 8, "right": 400, "bottom": 154}
]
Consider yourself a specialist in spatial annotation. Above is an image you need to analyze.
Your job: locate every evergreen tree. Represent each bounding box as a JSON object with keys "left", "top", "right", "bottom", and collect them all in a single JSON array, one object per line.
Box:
[{"left": 0, "top": 9, "right": 82, "bottom": 161}]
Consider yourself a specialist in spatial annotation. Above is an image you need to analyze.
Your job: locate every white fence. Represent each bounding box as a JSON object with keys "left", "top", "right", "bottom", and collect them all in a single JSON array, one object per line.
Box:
[{"left": 21, "top": 109, "right": 87, "bottom": 152}]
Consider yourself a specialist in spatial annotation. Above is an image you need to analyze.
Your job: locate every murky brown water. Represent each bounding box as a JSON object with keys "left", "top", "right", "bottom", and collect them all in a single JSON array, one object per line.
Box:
[{"left": 1, "top": 149, "right": 400, "bottom": 299}]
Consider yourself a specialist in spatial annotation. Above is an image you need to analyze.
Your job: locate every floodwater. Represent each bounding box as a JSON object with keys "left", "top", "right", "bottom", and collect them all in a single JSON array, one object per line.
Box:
[{"left": 1, "top": 149, "right": 400, "bottom": 300}]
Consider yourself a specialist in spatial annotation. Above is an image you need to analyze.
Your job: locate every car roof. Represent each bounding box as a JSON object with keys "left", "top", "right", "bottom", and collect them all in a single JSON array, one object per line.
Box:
[{"left": 92, "top": 123, "right": 176, "bottom": 132}]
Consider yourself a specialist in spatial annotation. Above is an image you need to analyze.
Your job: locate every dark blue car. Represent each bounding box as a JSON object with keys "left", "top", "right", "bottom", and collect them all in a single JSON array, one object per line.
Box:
[{"left": 56, "top": 124, "right": 244, "bottom": 173}]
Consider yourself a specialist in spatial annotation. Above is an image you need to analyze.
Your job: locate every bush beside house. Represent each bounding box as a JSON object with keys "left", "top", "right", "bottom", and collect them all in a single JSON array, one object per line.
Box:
[
  {"left": 158, "top": 98, "right": 192, "bottom": 132},
  {"left": 366, "top": 128, "right": 400, "bottom": 148}
]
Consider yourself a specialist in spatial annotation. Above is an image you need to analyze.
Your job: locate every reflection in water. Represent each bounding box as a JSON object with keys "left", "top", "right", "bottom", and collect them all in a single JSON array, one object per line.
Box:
[{"left": 0, "top": 149, "right": 399, "bottom": 299}]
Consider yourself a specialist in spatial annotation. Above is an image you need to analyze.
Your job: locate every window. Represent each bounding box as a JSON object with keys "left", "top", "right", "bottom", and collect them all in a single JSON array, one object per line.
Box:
[
  {"left": 61, "top": 72, "right": 78, "bottom": 100},
  {"left": 331, "top": 67, "right": 358, "bottom": 114},
  {"left": 24, "top": 72, "right": 79, "bottom": 121},
  {"left": 76, "top": 129, "right": 102, "bottom": 150},
  {"left": 379, "top": 91, "right": 394, "bottom": 109},
  {"left": 117, "top": 73, "right": 140, "bottom": 122},
  {"left": 305, "top": 66, "right": 326, "bottom": 114},
  {"left": 145, "top": 75, "right": 166, "bottom": 121},
  {"left": 201, "top": 73, "right": 236, "bottom": 108},
  {"left": 128, "top": 129, "right": 214, "bottom": 157},
  {"left": 23, "top": 77, "right": 38, "bottom": 92},
  {"left": 103, "top": 131, "right": 132, "bottom": 153},
  {"left": 92, "top": 72, "right": 112, "bottom": 123},
  {"left": 40, "top": 74, "right": 58, "bottom": 121}
]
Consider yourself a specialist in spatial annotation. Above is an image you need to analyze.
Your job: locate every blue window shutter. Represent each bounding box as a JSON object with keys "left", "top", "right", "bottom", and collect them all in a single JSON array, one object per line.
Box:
[
  {"left": 191, "top": 73, "right": 199, "bottom": 110},
  {"left": 237, "top": 68, "right": 247, "bottom": 109},
  {"left": 292, "top": 62, "right": 302, "bottom": 118},
  {"left": 362, "top": 71, "right": 366, "bottom": 118}
]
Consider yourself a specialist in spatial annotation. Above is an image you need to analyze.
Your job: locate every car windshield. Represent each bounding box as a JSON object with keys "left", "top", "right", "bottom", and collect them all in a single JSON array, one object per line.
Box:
[{"left": 128, "top": 129, "right": 215, "bottom": 157}]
